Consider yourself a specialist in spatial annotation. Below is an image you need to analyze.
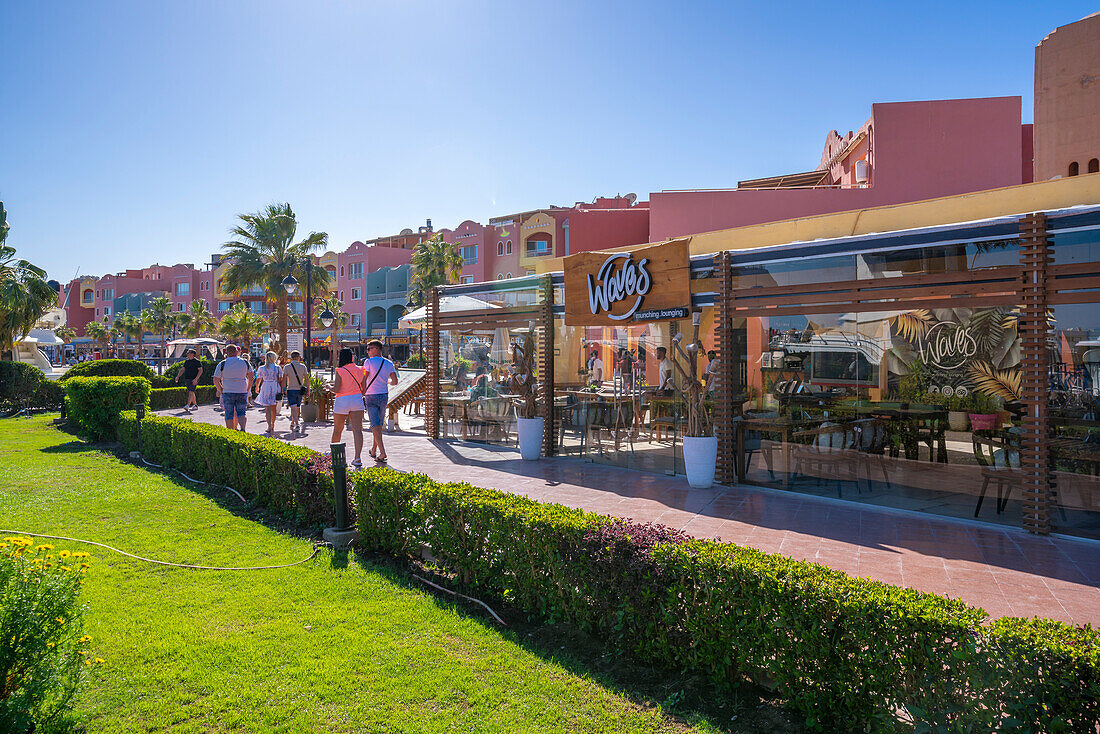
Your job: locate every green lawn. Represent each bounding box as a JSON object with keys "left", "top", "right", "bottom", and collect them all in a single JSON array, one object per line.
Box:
[{"left": 0, "top": 416, "right": 744, "bottom": 734}]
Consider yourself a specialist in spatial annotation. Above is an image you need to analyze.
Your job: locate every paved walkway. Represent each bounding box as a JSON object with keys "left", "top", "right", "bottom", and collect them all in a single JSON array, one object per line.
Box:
[{"left": 160, "top": 404, "right": 1100, "bottom": 627}]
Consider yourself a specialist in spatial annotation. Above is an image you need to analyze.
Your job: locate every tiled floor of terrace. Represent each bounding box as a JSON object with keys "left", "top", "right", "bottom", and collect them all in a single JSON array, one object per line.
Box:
[{"left": 158, "top": 403, "right": 1100, "bottom": 627}]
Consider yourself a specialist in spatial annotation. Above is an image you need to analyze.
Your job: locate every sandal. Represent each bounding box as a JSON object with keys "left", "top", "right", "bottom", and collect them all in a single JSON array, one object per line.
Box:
[
  {"left": 351, "top": 458, "right": 363, "bottom": 468},
  {"left": 368, "top": 448, "right": 377, "bottom": 459},
  {"left": 376, "top": 455, "right": 387, "bottom": 464}
]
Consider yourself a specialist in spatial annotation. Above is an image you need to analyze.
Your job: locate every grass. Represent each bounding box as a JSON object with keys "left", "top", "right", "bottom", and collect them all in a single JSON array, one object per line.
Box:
[{"left": 0, "top": 416, "right": 797, "bottom": 733}]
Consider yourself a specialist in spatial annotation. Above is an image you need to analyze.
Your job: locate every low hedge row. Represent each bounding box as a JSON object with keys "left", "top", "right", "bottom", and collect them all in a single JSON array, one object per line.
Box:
[
  {"left": 59, "top": 359, "right": 172, "bottom": 388},
  {"left": 163, "top": 358, "right": 218, "bottom": 386},
  {"left": 117, "top": 412, "right": 333, "bottom": 525},
  {"left": 111, "top": 414, "right": 1100, "bottom": 731},
  {"left": 149, "top": 386, "right": 217, "bottom": 411},
  {"left": 62, "top": 377, "right": 151, "bottom": 442},
  {"left": 0, "top": 361, "right": 64, "bottom": 413},
  {"left": 349, "top": 468, "right": 1100, "bottom": 732}
]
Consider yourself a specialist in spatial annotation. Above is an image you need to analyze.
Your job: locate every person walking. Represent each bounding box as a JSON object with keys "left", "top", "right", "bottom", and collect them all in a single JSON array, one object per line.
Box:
[
  {"left": 331, "top": 348, "right": 366, "bottom": 467},
  {"left": 175, "top": 349, "right": 203, "bottom": 412},
  {"left": 362, "top": 339, "right": 399, "bottom": 464},
  {"left": 254, "top": 351, "right": 282, "bottom": 435},
  {"left": 213, "top": 344, "right": 253, "bottom": 431},
  {"left": 281, "top": 350, "right": 308, "bottom": 434}
]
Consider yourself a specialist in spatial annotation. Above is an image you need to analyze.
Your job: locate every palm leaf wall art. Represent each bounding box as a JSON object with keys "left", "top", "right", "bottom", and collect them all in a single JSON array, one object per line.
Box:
[{"left": 966, "top": 361, "right": 1021, "bottom": 401}]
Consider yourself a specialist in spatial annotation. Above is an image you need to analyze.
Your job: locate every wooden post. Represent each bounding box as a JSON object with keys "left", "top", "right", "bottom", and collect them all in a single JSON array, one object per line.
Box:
[
  {"left": 714, "top": 252, "right": 737, "bottom": 486},
  {"left": 426, "top": 287, "right": 441, "bottom": 440},
  {"left": 540, "top": 275, "right": 556, "bottom": 457},
  {"left": 1018, "top": 213, "right": 1052, "bottom": 534}
]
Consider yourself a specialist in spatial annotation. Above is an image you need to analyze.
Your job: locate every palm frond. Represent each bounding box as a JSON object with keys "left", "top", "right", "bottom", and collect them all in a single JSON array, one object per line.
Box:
[
  {"left": 966, "top": 361, "right": 1021, "bottom": 401},
  {"left": 891, "top": 309, "right": 934, "bottom": 342}
]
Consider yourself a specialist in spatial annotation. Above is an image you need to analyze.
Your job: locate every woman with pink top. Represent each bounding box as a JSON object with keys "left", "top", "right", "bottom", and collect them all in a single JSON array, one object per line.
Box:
[{"left": 331, "top": 348, "right": 366, "bottom": 467}]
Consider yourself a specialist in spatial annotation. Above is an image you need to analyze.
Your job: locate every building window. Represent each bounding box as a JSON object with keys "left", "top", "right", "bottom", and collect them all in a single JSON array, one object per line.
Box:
[
  {"left": 82, "top": 290, "right": 93, "bottom": 304},
  {"left": 497, "top": 242, "right": 504, "bottom": 255},
  {"left": 218, "top": 301, "right": 230, "bottom": 312},
  {"left": 289, "top": 301, "right": 303, "bottom": 314},
  {"left": 249, "top": 302, "right": 264, "bottom": 314},
  {"left": 506, "top": 240, "right": 512, "bottom": 254},
  {"left": 1090, "top": 158, "right": 1099, "bottom": 174},
  {"left": 525, "top": 239, "right": 550, "bottom": 257},
  {"left": 340, "top": 266, "right": 345, "bottom": 276},
  {"left": 459, "top": 245, "right": 478, "bottom": 264},
  {"left": 340, "top": 291, "right": 344, "bottom": 301},
  {"left": 349, "top": 262, "right": 364, "bottom": 279},
  {"left": 460, "top": 275, "right": 474, "bottom": 284},
  {"left": 176, "top": 283, "right": 189, "bottom": 296},
  {"left": 506, "top": 272, "right": 513, "bottom": 279},
  {"left": 103, "top": 288, "right": 114, "bottom": 300},
  {"left": 95, "top": 290, "right": 100, "bottom": 298},
  {"left": 95, "top": 308, "right": 100, "bottom": 316},
  {"left": 351, "top": 287, "right": 361, "bottom": 300},
  {"left": 104, "top": 306, "right": 111, "bottom": 316},
  {"left": 1069, "top": 161, "right": 1080, "bottom": 177},
  {"left": 351, "top": 313, "right": 361, "bottom": 326}
]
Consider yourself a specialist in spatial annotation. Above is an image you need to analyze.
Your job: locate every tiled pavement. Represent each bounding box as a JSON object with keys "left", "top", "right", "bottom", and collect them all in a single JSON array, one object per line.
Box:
[{"left": 159, "top": 404, "right": 1100, "bottom": 627}]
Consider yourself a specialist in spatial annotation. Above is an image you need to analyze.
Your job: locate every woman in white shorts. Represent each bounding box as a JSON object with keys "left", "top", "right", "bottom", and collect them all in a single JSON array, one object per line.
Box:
[
  {"left": 331, "top": 348, "right": 366, "bottom": 467},
  {"left": 254, "top": 351, "right": 283, "bottom": 435}
]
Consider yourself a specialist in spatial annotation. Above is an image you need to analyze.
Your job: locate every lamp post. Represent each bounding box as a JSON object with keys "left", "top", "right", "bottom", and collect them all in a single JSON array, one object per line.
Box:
[
  {"left": 405, "top": 297, "right": 423, "bottom": 364},
  {"left": 281, "top": 261, "right": 313, "bottom": 374},
  {"left": 356, "top": 323, "right": 363, "bottom": 361}
]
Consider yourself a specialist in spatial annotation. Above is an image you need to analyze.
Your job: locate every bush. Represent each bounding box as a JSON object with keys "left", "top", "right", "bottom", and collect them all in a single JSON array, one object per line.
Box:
[
  {"left": 162, "top": 358, "right": 218, "bottom": 386},
  {"left": 405, "top": 353, "right": 424, "bottom": 369},
  {"left": 347, "top": 468, "right": 1100, "bottom": 732},
  {"left": 63, "top": 377, "right": 151, "bottom": 442},
  {"left": 117, "top": 412, "right": 331, "bottom": 525},
  {"left": 58, "top": 358, "right": 155, "bottom": 383},
  {"left": 1, "top": 536, "right": 100, "bottom": 733},
  {"left": 149, "top": 386, "right": 217, "bottom": 411},
  {"left": 0, "top": 361, "right": 63, "bottom": 413}
]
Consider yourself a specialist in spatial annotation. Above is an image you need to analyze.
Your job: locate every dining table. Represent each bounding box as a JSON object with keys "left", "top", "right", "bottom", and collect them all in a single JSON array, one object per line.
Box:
[{"left": 736, "top": 415, "right": 821, "bottom": 487}]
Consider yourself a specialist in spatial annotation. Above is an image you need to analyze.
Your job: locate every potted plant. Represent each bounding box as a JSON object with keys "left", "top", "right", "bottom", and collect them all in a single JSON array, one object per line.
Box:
[
  {"left": 301, "top": 372, "right": 326, "bottom": 423},
  {"left": 508, "top": 332, "right": 542, "bottom": 460},
  {"left": 670, "top": 313, "right": 717, "bottom": 489},
  {"left": 967, "top": 392, "right": 999, "bottom": 431},
  {"left": 932, "top": 393, "right": 971, "bottom": 432}
]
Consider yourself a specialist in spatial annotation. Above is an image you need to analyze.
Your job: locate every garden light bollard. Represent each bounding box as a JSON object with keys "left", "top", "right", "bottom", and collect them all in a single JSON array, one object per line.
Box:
[
  {"left": 330, "top": 442, "right": 350, "bottom": 531},
  {"left": 135, "top": 402, "right": 145, "bottom": 454}
]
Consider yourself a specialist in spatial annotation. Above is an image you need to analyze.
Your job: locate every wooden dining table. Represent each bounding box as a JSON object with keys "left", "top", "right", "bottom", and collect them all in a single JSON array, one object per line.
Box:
[{"left": 736, "top": 415, "right": 821, "bottom": 487}]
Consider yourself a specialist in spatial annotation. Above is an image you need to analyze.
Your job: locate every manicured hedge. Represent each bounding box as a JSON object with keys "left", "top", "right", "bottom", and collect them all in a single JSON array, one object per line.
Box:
[
  {"left": 59, "top": 359, "right": 155, "bottom": 383},
  {"left": 117, "top": 412, "right": 333, "bottom": 525},
  {"left": 63, "top": 377, "right": 151, "bottom": 442},
  {"left": 113, "top": 413, "right": 1100, "bottom": 731},
  {"left": 348, "top": 469, "right": 1100, "bottom": 732},
  {"left": 149, "top": 386, "right": 217, "bottom": 411},
  {"left": 163, "top": 358, "right": 218, "bottom": 386},
  {"left": 0, "top": 361, "right": 64, "bottom": 413}
]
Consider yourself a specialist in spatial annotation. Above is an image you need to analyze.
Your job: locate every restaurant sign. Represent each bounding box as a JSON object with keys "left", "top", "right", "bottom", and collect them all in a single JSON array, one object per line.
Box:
[{"left": 563, "top": 239, "right": 691, "bottom": 326}]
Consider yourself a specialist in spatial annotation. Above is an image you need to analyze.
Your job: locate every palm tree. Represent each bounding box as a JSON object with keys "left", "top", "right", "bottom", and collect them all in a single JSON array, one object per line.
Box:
[
  {"left": 85, "top": 320, "right": 118, "bottom": 355},
  {"left": 220, "top": 203, "right": 331, "bottom": 356},
  {"left": 314, "top": 295, "right": 348, "bottom": 368},
  {"left": 217, "top": 303, "right": 267, "bottom": 354},
  {"left": 112, "top": 312, "right": 141, "bottom": 357},
  {"left": 141, "top": 296, "right": 175, "bottom": 368},
  {"left": 0, "top": 201, "right": 57, "bottom": 356},
  {"left": 179, "top": 299, "right": 216, "bottom": 338},
  {"left": 55, "top": 325, "right": 77, "bottom": 364},
  {"left": 408, "top": 233, "right": 464, "bottom": 307}
]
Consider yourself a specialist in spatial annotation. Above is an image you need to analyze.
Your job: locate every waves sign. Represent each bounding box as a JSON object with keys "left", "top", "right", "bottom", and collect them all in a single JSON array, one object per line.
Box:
[{"left": 563, "top": 239, "right": 691, "bottom": 325}]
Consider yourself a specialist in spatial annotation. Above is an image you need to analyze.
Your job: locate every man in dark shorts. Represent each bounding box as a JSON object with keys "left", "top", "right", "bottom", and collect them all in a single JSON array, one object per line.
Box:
[
  {"left": 281, "top": 350, "right": 308, "bottom": 434},
  {"left": 175, "top": 349, "right": 204, "bottom": 412}
]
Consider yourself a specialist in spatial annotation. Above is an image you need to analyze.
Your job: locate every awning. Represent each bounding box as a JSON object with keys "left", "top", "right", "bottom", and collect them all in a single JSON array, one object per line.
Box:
[{"left": 398, "top": 295, "right": 501, "bottom": 329}]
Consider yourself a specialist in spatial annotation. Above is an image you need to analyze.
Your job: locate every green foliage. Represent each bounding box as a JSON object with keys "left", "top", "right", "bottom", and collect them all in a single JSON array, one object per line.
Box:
[
  {"left": 148, "top": 386, "right": 217, "bottom": 411},
  {"left": 0, "top": 361, "right": 63, "bottom": 412},
  {"left": 117, "top": 412, "right": 331, "bottom": 525},
  {"left": 63, "top": 377, "right": 151, "bottom": 442},
  {"left": 405, "top": 352, "right": 424, "bottom": 368},
  {"left": 0, "top": 202, "right": 57, "bottom": 355},
  {"left": 162, "top": 358, "right": 218, "bottom": 386},
  {"left": 408, "top": 233, "right": 464, "bottom": 307},
  {"left": 0, "top": 537, "right": 98, "bottom": 733},
  {"left": 349, "top": 467, "right": 1100, "bottom": 732},
  {"left": 58, "top": 358, "right": 155, "bottom": 383}
]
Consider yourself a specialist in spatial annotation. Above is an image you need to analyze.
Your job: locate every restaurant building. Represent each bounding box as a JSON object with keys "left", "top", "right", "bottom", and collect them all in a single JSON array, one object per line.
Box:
[{"left": 423, "top": 174, "right": 1100, "bottom": 540}]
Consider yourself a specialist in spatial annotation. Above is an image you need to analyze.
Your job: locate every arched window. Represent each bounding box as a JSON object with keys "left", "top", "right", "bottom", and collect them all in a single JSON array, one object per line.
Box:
[
  {"left": 1089, "top": 158, "right": 1099, "bottom": 174},
  {"left": 496, "top": 274, "right": 503, "bottom": 280},
  {"left": 497, "top": 242, "right": 504, "bottom": 255},
  {"left": 506, "top": 240, "right": 512, "bottom": 254},
  {"left": 1069, "top": 161, "right": 1080, "bottom": 177},
  {"left": 506, "top": 272, "right": 512, "bottom": 279}
]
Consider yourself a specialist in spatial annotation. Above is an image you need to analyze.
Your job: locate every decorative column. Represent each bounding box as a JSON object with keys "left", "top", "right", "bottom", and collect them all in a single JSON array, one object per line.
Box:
[
  {"left": 714, "top": 252, "right": 737, "bottom": 486},
  {"left": 540, "top": 275, "right": 556, "bottom": 457},
  {"left": 426, "top": 287, "right": 441, "bottom": 440},
  {"left": 1018, "top": 213, "right": 1052, "bottom": 534}
]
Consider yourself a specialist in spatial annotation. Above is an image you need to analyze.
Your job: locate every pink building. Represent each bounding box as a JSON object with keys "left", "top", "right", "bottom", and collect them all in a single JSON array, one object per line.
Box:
[
  {"left": 649, "top": 96, "right": 1032, "bottom": 241},
  {"left": 336, "top": 242, "right": 414, "bottom": 327},
  {"left": 442, "top": 220, "right": 493, "bottom": 283}
]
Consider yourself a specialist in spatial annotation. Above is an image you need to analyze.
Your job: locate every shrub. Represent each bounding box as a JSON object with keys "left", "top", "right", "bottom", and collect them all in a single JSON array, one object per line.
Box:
[
  {"left": 0, "top": 536, "right": 100, "bottom": 733},
  {"left": 405, "top": 353, "right": 424, "bottom": 369},
  {"left": 63, "top": 377, "right": 151, "bottom": 442},
  {"left": 117, "top": 412, "right": 331, "bottom": 525},
  {"left": 162, "top": 358, "right": 218, "bottom": 386},
  {"left": 58, "top": 358, "right": 155, "bottom": 383},
  {"left": 0, "top": 361, "right": 63, "bottom": 413},
  {"left": 149, "top": 386, "right": 217, "bottom": 411}
]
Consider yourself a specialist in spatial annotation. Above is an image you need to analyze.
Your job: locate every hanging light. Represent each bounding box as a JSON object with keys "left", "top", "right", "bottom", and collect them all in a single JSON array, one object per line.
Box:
[
  {"left": 319, "top": 308, "right": 335, "bottom": 329},
  {"left": 281, "top": 274, "right": 299, "bottom": 295},
  {"left": 404, "top": 298, "right": 416, "bottom": 312}
]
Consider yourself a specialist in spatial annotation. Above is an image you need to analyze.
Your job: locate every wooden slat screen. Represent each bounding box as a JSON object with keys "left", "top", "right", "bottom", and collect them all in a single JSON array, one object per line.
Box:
[
  {"left": 540, "top": 275, "right": 556, "bottom": 457},
  {"left": 714, "top": 251, "right": 737, "bottom": 485},
  {"left": 426, "top": 287, "right": 440, "bottom": 440},
  {"left": 1018, "top": 213, "right": 1051, "bottom": 534}
]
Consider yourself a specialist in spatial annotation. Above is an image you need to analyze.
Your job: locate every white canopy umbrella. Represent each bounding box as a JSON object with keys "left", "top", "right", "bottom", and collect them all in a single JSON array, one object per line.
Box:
[
  {"left": 166, "top": 337, "right": 225, "bottom": 360},
  {"left": 398, "top": 295, "right": 501, "bottom": 329}
]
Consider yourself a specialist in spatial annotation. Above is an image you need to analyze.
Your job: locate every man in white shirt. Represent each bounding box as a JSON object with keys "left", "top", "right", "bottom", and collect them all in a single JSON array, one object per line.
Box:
[
  {"left": 587, "top": 348, "right": 604, "bottom": 385},
  {"left": 704, "top": 350, "right": 720, "bottom": 392},
  {"left": 656, "top": 346, "right": 675, "bottom": 392},
  {"left": 362, "top": 340, "right": 399, "bottom": 462},
  {"left": 213, "top": 344, "right": 254, "bottom": 431}
]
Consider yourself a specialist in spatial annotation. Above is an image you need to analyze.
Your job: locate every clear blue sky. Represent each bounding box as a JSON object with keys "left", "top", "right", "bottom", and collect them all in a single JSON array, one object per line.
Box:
[{"left": 1, "top": 0, "right": 1094, "bottom": 282}]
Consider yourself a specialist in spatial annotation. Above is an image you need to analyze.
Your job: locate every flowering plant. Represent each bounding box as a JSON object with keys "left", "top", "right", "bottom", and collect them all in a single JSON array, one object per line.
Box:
[{"left": 1, "top": 537, "right": 101, "bottom": 733}]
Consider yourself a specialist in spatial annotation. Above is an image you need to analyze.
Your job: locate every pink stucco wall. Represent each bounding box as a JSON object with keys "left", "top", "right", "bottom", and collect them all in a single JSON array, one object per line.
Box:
[
  {"left": 649, "top": 97, "right": 1030, "bottom": 241},
  {"left": 337, "top": 242, "right": 413, "bottom": 321}
]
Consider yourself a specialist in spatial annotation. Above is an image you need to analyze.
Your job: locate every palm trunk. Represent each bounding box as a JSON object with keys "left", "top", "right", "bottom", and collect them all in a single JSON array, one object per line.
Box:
[{"left": 277, "top": 292, "right": 288, "bottom": 358}]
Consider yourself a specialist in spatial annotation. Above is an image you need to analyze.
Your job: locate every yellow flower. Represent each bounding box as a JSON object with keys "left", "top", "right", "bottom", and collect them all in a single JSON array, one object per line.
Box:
[
  {"left": 80, "top": 563, "right": 90, "bottom": 569},
  {"left": 46, "top": 642, "right": 55, "bottom": 649},
  {"left": 80, "top": 635, "right": 92, "bottom": 642},
  {"left": 56, "top": 617, "right": 65, "bottom": 624},
  {"left": 58, "top": 550, "right": 70, "bottom": 559},
  {"left": 72, "top": 551, "right": 89, "bottom": 558},
  {"left": 36, "top": 544, "right": 54, "bottom": 552},
  {"left": 45, "top": 554, "right": 53, "bottom": 560},
  {"left": 78, "top": 650, "right": 86, "bottom": 656},
  {"left": 44, "top": 563, "right": 53, "bottom": 568},
  {"left": 80, "top": 569, "right": 87, "bottom": 574},
  {"left": 84, "top": 659, "right": 92, "bottom": 666},
  {"left": 94, "top": 658, "right": 104, "bottom": 664}
]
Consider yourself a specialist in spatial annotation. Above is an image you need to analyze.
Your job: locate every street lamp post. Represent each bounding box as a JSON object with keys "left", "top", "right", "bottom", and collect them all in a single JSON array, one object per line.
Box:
[{"left": 283, "top": 262, "right": 333, "bottom": 373}]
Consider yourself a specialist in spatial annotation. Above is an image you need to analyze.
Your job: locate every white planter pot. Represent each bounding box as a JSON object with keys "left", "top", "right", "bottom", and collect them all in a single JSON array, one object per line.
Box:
[
  {"left": 948, "top": 411, "right": 969, "bottom": 432},
  {"left": 517, "top": 417, "right": 544, "bottom": 460},
  {"left": 682, "top": 435, "right": 718, "bottom": 489}
]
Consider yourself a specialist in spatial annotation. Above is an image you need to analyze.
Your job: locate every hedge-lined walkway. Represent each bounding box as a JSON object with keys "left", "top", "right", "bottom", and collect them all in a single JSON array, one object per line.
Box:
[{"left": 162, "top": 404, "right": 1100, "bottom": 626}]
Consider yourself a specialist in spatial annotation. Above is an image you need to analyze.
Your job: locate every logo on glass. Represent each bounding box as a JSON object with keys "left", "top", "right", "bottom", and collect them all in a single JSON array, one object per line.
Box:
[{"left": 586, "top": 253, "right": 653, "bottom": 321}]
